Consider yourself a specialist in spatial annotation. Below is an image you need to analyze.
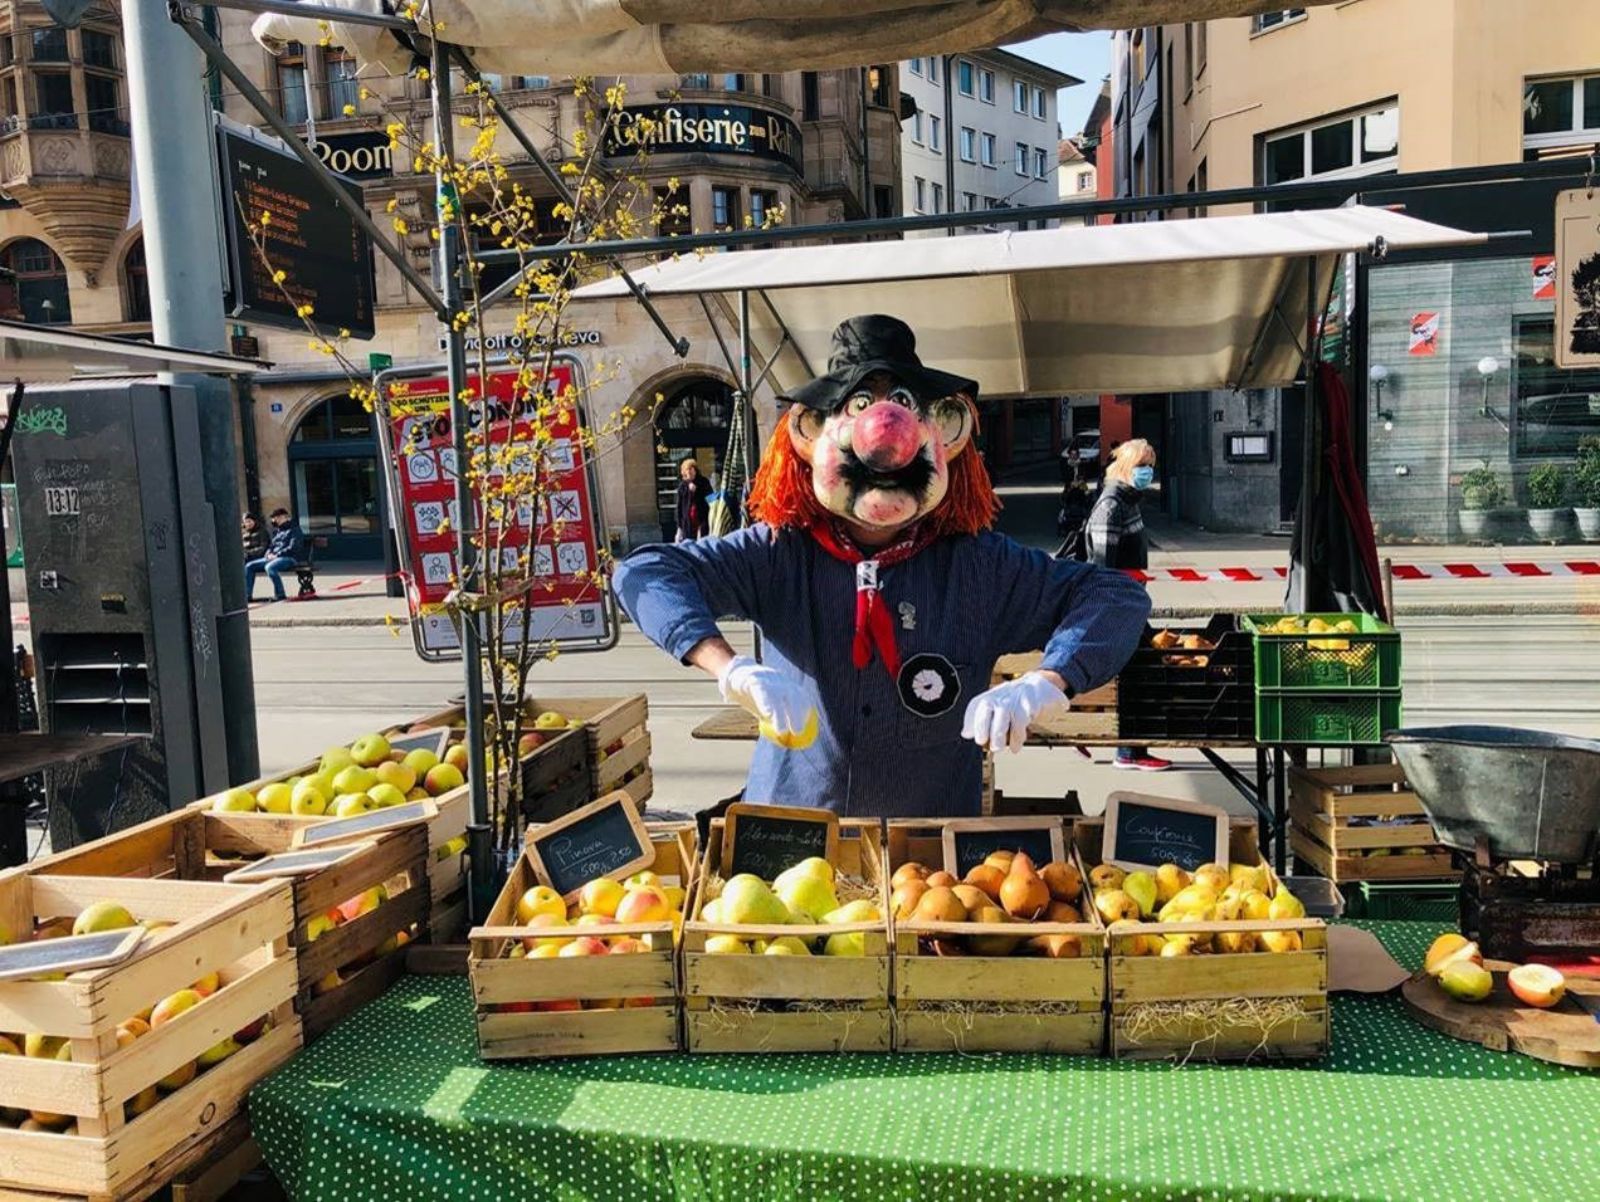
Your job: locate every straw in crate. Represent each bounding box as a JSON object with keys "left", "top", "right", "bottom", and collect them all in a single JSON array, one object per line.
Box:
[
  {"left": 469, "top": 823, "right": 696, "bottom": 1059},
  {"left": 682, "top": 820, "right": 891, "bottom": 1053},
  {"left": 1074, "top": 819, "right": 1329, "bottom": 1062},
  {"left": 886, "top": 819, "right": 1106, "bottom": 1054},
  {"left": 0, "top": 873, "right": 301, "bottom": 1198}
]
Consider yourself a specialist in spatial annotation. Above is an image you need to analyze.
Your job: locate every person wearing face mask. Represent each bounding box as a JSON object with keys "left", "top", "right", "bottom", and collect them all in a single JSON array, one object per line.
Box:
[{"left": 1085, "top": 439, "right": 1169, "bottom": 771}]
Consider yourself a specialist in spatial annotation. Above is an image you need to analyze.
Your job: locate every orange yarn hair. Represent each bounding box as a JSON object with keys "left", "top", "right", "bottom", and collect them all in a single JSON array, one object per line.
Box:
[{"left": 747, "top": 402, "right": 1000, "bottom": 538}]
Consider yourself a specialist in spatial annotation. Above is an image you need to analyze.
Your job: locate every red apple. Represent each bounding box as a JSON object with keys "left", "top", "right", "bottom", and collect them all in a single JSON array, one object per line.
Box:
[{"left": 558, "top": 936, "right": 609, "bottom": 958}]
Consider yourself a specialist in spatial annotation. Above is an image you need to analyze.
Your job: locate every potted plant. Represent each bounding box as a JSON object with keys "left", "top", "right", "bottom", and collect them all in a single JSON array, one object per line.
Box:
[
  {"left": 1524, "top": 462, "right": 1571, "bottom": 542},
  {"left": 1457, "top": 462, "right": 1508, "bottom": 542},
  {"left": 1576, "top": 437, "right": 1600, "bottom": 542}
]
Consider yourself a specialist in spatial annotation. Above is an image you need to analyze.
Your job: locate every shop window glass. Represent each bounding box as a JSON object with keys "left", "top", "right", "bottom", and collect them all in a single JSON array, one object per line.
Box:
[
  {"left": 297, "top": 460, "right": 337, "bottom": 532},
  {"left": 1263, "top": 132, "right": 1303, "bottom": 184},
  {"left": 329, "top": 395, "right": 373, "bottom": 440},
  {"left": 1523, "top": 79, "right": 1575, "bottom": 137},
  {"left": 1360, "top": 106, "right": 1399, "bottom": 161},
  {"left": 3, "top": 237, "right": 70, "bottom": 323},
  {"left": 957, "top": 60, "right": 974, "bottom": 97},
  {"left": 1514, "top": 317, "right": 1600, "bottom": 458},
  {"left": 277, "top": 43, "right": 308, "bottom": 124},
  {"left": 326, "top": 49, "right": 360, "bottom": 116},
  {"left": 1311, "top": 120, "right": 1352, "bottom": 174},
  {"left": 654, "top": 186, "right": 690, "bottom": 237}
]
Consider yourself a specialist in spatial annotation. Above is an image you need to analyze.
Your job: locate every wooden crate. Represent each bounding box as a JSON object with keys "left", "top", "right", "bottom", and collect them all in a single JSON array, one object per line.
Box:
[
  {"left": 30, "top": 809, "right": 433, "bottom": 1043},
  {"left": 1288, "top": 763, "right": 1457, "bottom": 883},
  {"left": 991, "top": 653, "right": 1118, "bottom": 740},
  {"left": 0, "top": 873, "right": 301, "bottom": 1199},
  {"left": 467, "top": 823, "right": 696, "bottom": 1059},
  {"left": 885, "top": 820, "right": 1106, "bottom": 1055},
  {"left": 682, "top": 820, "right": 891, "bottom": 1054},
  {"left": 1074, "top": 820, "right": 1329, "bottom": 1062}
]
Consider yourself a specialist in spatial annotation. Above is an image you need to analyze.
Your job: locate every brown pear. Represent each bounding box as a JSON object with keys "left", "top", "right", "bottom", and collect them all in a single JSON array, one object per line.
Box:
[
  {"left": 1044, "top": 900, "right": 1082, "bottom": 924},
  {"left": 912, "top": 886, "right": 968, "bottom": 924},
  {"left": 963, "top": 863, "right": 1007, "bottom": 903},
  {"left": 1027, "top": 932, "right": 1082, "bottom": 959},
  {"left": 966, "top": 905, "right": 1023, "bottom": 956},
  {"left": 891, "top": 881, "right": 928, "bottom": 921},
  {"left": 891, "top": 863, "right": 930, "bottom": 891},
  {"left": 924, "top": 870, "right": 958, "bottom": 889},
  {"left": 952, "top": 884, "right": 990, "bottom": 914},
  {"left": 983, "top": 850, "right": 1014, "bottom": 873},
  {"left": 1040, "top": 860, "right": 1082, "bottom": 903},
  {"left": 999, "top": 858, "right": 1050, "bottom": 920},
  {"left": 1011, "top": 851, "right": 1037, "bottom": 874}
]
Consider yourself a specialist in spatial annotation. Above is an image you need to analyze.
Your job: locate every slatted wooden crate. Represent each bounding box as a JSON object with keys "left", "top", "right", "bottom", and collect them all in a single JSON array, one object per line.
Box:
[
  {"left": 1288, "top": 762, "right": 1457, "bottom": 883},
  {"left": 683, "top": 820, "right": 891, "bottom": 1053},
  {"left": 467, "top": 823, "right": 696, "bottom": 1059},
  {"left": 991, "top": 653, "right": 1118, "bottom": 740},
  {"left": 1074, "top": 819, "right": 1329, "bottom": 1062},
  {"left": 27, "top": 809, "right": 432, "bottom": 1043},
  {"left": 0, "top": 873, "right": 301, "bottom": 1199},
  {"left": 886, "top": 820, "right": 1106, "bottom": 1055}
]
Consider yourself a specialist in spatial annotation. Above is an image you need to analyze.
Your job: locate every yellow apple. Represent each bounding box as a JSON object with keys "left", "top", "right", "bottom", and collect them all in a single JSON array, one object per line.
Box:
[
  {"left": 332, "top": 792, "right": 372, "bottom": 817},
  {"left": 366, "top": 783, "right": 408, "bottom": 808},
  {"left": 255, "top": 782, "right": 294, "bottom": 814},
  {"left": 211, "top": 787, "right": 257, "bottom": 813},
  {"left": 443, "top": 743, "right": 470, "bottom": 772},
  {"left": 349, "top": 733, "right": 391, "bottom": 767},
  {"left": 578, "top": 877, "right": 625, "bottom": 918},
  {"left": 372, "top": 760, "right": 416, "bottom": 793},
  {"left": 517, "top": 885, "right": 566, "bottom": 924},
  {"left": 424, "top": 763, "right": 465, "bottom": 796},
  {"left": 73, "top": 900, "right": 136, "bottom": 936},
  {"left": 319, "top": 746, "right": 356, "bottom": 773},
  {"left": 290, "top": 780, "right": 329, "bottom": 815},
  {"left": 401, "top": 748, "right": 440, "bottom": 778},
  {"left": 331, "top": 765, "right": 377, "bottom": 795},
  {"left": 533, "top": 710, "right": 568, "bottom": 731}
]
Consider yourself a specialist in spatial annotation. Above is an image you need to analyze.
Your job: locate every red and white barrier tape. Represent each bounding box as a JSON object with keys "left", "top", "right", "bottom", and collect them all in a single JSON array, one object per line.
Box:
[{"left": 1128, "top": 561, "right": 1600, "bottom": 583}]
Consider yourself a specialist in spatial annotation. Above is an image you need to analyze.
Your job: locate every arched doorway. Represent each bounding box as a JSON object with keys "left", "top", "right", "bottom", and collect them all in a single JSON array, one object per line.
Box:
[
  {"left": 2, "top": 239, "right": 71, "bottom": 324},
  {"left": 654, "top": 376, "right": 734, "bottom": 539},
  {"left": 286, "top": 394, "right": 383, "bottom": 560}
]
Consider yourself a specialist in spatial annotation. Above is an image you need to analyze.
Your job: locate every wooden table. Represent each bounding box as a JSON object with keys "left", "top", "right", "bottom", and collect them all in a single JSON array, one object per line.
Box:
[{"left": 0, "top": 731, "right": 144, "bottom": 866}]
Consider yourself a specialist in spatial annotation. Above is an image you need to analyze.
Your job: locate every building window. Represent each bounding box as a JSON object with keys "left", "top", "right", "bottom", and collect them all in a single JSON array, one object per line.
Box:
[
  {"left": 957, "top": 59, "right": 974, "bottom": 97},
  {"left": 962, "top": 190, "right": 977, "bottom": 212},
  {"left": 959, "top": 126, "right": 976, "bottom": 162},
  {"left": 1014, "top": 141, "right": 1028, "bottom": 175},
  {"left": 81, "top": 29, "right": 116, "bottom": 70},
  {"left": 325, "top": 48, "right": 359, "bottom": 117},
  {"left": 930, "top": 182, "right": 943, "bottom": 213},
  {"left": 123, "top": 238, "right": 150, "bottom": 323},
  {"left": 1262, "top": 102, "right": 1398, "bottom": 185},
  {"left": 802, "top": 72, "right": 820, "bottom": 121},
  {"left": 928, "top": 56, "right": 940, "bottom": 85},
  {"left": 928, "top": 115, "right": 941, "bottom": 151},
  {"left": 1523, "top": 73, "right": 1600, "bottom": 156},
  {"left": 277, "top": 42, "right": 308, "bottom": 125},
  {"left": 873, "top": 185, "right": 894, "bottom": 218},
  {"left": 33, "top": 71, "right": 74, "bottom": 126},
  {"left": 679, "top": 73, "right": 710, "bottom": 89},
  {"left": 1252, "top": 9, "right": 1306, "bottom": 32},
  {"left": 711, "top": 186, "right": 739, "bottom": 231},
  {"left": 1514, "top": 316, "right": 1600, "bottom": 457},
  {"left": 84, "top": 72, "right": 118, "bottom": 133},
  {"left": 761, "top": 74, "right": 779, "bottom": 97},
  {"left": 750, "top": 189, "right": 777, "bottom": 229},
  {"left": 654, "top": 186, "right": 690, "bottom": 237},
  {"left": 1077, "top": 169, "right": 1093, "bottom": 190},
  {"left": 29, "top": 27, "right": 69, "bottom": 63},
  {"left": 1032, "top": 86, "right": 1046, "bottom": 120},
  {"left": 978, "top": 68, "right": 995, "bottom": 105},
  {"left": 911, "top": 111, "right": 923, "bottom": 144},
  {"left": 1013, "top": 80, "right": 1028, "bottom": 113},
  {"left": 722, "top": 74, "right": 748, "bottom": 92},
  {"left": 913, "top": 176, "right": 926, "bottom": 212},
  {"left": 981, "top": 132, "right": 996, "bottom": 167},
  {"left": 518, "top": 75, "right": 551, "bottom": 90},
  {"left": 909, "top": 58, "right": 922, "bottom": 76},
  {"left": 3, "top": 238, "right": 71, "bottom": 324},
  {"left": 1034, "top": 147, "right": 1048, "bottom": 179}
]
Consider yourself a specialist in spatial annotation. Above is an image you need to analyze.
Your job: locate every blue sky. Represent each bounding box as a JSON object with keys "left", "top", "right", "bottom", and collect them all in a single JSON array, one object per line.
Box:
[{"left": 1009, "top": 31, "right": 1112, "bottom": 138}]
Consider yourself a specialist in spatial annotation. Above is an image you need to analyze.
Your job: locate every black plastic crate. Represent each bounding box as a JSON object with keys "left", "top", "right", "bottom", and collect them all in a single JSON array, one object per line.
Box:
[{"left": 1116, "top": 613, "right": 1256, "bottom": 741}]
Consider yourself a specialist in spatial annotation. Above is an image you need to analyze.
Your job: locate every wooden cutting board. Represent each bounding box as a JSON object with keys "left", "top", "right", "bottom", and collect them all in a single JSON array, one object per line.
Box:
[{"left": 1401, "top": 962, "right": 1600, "bottom": 1070}]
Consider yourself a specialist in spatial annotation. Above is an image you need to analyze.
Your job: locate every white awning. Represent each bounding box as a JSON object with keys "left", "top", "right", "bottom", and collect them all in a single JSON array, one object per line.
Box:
[
  {"left": 251, "top": 0, "right": 1343, "bottom": 76},
  {"left": 571, "top": 207, "right": 1485, "bottom": 396},
  {"left": 0, "top": 320, "right": 270, "bottom": 384}
]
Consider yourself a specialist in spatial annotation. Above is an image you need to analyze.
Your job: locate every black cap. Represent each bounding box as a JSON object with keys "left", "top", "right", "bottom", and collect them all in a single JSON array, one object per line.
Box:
[{"left": 783, "top": 314, "right": 978, "bottom": 411}]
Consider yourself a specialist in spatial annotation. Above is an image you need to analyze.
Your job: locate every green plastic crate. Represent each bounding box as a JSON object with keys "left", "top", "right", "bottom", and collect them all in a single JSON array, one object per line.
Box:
[
  {"left": 1346, "top": 880, "right": 1459, "bottom": 922},
  {"left": 1255, "top": 689, "right": 1402, "bottom": 745},
  {"left": 1243, "top": 613, "right": 1402, "bottom": 690}
]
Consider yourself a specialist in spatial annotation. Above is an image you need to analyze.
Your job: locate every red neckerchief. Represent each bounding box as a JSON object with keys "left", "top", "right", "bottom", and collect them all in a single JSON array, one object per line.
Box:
[{"left": 808, "top": 519, "right": 938, "bottom": 677}]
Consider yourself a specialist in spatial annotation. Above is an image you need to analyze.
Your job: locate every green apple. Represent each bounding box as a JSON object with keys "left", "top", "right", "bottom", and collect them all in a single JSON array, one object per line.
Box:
[
  {"left": 401, "top": 748, "right": 439, "bottom": 777},
  {"left": 319, "top": 746, "right": 356, "bottom": 774},
  {"left": 211, "top": 787, "right": 257, "bottom": 813},
  {"left": 290, "top": 780, "right": 329, "bottom": 815},
  {"left": 331, "top": 765, "right": 377, "bottom": 795},
  {"left": 366, "top": 782, "right": 407, "bottom": 808},
  {"left": 332, "top": 793, "right": 372, "bottom": 817},
  {"left": 256, "top": 782, "right": 294, "bottom": 814},
  {"left": 349, "top": 733, "right": 391, "bottom": 767}
]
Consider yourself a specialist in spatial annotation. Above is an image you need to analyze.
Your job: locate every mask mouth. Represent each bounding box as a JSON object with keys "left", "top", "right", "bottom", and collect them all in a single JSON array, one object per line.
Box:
[{"left": 837, "top": 446, "right": 936, "bottom": 499}]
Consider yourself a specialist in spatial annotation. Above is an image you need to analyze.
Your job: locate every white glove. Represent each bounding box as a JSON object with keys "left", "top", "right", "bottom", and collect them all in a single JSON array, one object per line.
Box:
[
  {"left": 718, "top": 655, "right": 812, "bottom": 738},
  {"left": 961, "top": 671, "right": 1070, "bottom": 755}
]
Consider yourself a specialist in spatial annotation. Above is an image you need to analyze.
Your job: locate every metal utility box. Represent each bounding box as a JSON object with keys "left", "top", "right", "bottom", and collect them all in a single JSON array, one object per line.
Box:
[{"left": 11, "top": 380, "right": 239, "bottom": 847}]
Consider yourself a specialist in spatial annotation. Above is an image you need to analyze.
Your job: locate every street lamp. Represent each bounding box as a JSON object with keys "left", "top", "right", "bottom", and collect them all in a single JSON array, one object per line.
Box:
[
  {"left": 1477, "top": 355, "right": 1499, "bottom": 418},
  {"left": 1368, "top": 363, "right": 1393, "bottom": 430}
]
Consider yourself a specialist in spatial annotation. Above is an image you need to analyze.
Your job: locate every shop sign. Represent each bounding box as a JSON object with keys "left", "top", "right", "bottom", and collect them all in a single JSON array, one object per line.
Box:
[
  {"left": 438, "top": 330, "right": 602, "bottom": 354},
  {"left": 1555, "top": 189, "right": 1600, "bottom": 369},
  {"left": 301, "top": 130, "right": 394, "bottom": 181},
  {"left": 605, "top": 103, "right": 803, "bottom": 175}
]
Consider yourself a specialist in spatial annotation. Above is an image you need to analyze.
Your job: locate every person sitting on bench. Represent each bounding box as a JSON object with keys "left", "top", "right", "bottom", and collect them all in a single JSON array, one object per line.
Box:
[{"left": 245, "top": 507, "right": 307, "bottom": 603}]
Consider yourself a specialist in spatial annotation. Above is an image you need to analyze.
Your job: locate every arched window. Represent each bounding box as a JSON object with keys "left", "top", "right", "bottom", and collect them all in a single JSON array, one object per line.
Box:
[
  {"left": 124, "top": 238, "right": 150, "bottom": 323},
  {"left": 2, "top": 238, "right": 71, "bottom": 324}
]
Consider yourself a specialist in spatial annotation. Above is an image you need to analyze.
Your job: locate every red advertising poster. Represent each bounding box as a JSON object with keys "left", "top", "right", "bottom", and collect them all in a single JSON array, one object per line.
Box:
[
  {"left": 1408, "top": 311, "right": 1440, "bottom": 357},
  {"left": 1532, "top": 254, "right": 1556, "bottom": 300},
  {"left": 378, "top": 358, "right": 614, "bottom": 660}
]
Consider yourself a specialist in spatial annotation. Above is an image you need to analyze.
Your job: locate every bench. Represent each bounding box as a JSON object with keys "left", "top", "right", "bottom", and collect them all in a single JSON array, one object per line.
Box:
[{"left": 291, "top": 535, "right": 327, "bottom": 599}]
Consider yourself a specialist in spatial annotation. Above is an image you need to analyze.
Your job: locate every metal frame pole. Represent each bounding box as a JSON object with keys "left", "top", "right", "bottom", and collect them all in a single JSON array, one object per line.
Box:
[{"left": 429, "top": 39, "right": 492, "bottom": 917}]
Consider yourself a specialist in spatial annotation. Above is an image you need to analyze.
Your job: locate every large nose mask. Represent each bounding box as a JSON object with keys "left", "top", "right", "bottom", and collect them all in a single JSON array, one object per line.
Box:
[{"left": 791, "top": 389, "right": 974, "bottom": 465}]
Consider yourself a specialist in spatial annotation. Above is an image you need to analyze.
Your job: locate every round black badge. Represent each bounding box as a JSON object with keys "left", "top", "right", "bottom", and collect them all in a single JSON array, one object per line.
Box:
[{"left": 897, "top": 653, "right": 962, "bottom": 718}]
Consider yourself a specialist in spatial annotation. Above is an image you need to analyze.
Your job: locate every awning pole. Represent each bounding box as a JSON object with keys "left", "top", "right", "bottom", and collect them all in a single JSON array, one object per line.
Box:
[
  {"left": 697, "top": 295, "right": 741, "bottom": 380},
  {"left": 757, "top": 290, "right": 817, "bottom": 378}
]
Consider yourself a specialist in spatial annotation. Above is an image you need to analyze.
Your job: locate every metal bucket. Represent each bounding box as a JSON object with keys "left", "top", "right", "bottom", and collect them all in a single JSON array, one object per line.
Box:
[{"left": 1385, "top": 726, "right": 1600, "bottom": 863}]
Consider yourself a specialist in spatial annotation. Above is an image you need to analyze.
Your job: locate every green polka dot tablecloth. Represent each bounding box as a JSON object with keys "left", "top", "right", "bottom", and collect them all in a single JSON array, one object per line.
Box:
[{"left": 248, "top": 922, "right": 1599, "bottom": 1202}]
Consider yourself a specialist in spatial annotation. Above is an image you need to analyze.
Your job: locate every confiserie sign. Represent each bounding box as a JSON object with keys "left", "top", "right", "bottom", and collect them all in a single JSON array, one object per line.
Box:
[{"left": 605, "top": 103, "right": 803, "bottom": 175}]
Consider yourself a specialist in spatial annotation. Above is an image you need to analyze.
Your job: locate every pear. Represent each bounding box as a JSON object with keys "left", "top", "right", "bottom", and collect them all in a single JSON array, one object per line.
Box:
[
  {"left": 822, "top": 899, "right": 880, "bottom": 924},
  {"left": 1122, "top": 871, "right": 1158, "bottom": 918},
  {"left": 700, "top": 897, "right": 725, "bottom": 924},
  {"left": 719, "top": 875, "right": 788, "bottom": 925},
  {"left": 1160, "top": 938, "right": 1194, "bottom": 957},
  {"left": 1088, "top": 864, "right": 1125, "bottom": 892},
  {"left": 1154, "top": 863, "right": 1191, "bottom": 905},
  {"left": 1166, "top": 883, "right": 1219, "bottom": 915},
  {"left": 1260, "top": 930, "right": 1303, "bottom": 954},
  {"left": 1040, "top": 861, "right": 1082, "bottom": 903},
  {"left": 773, "top": 857, "right": 834, "bottom": 895},
  {"left": 1215, "top": 930, "right": 1257, "bottom": 954},
  {"left": 1094, "top": 889, "right": 1141, "bottom": 924},
  {"left": 823, "top": 931, "right": 867, "bottom": 956},
  {"left": 1229, "top": 862, "right": 1271, "bottom": 893},
  {"left": 999, "top": 858, "right": 1050, "bottom": 920},
  {"left": 777, "top": 875, "right": 839, "bottom": 926},
  {"left": 965, "top": 905, "right": 1022, "bottom": 957},
  {"left": 1268, "top": 888, "right": 1306, "bottom": 921},
  {"left": 952, "top": 884, "right": 991, "bottom": 915},
  {"left": 1238, "top": 889, "right": 1272, "bottom": 921},
  {"left": 764, "top": 936, "right": 812, "bottom": 956},
  {"left": 704, "top": 935, "right": 750, "bottom": 954},
  {"left": 891, "top": 881, "right": 929, "bottom": 921},
  {"left": 1192, "top": 863, "right": 1230, "bottom": 894}
]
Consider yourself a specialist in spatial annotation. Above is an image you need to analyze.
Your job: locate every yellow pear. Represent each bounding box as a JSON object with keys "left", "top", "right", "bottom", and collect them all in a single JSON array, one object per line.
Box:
[
  {"left": 1238, "top": 889, "right": 1272, "bottom": 921},
  {"left": 1154, "top": 863, "right": 1191, "bottom": 905},
  {"left": 823, "top": 931, "right": 867, "bottom": 956},
  {"left": 764, "top": 936, "right": 812, "bottom": 956},
  {"left": 1193, "top": 863, "right": 1230, "bottom": 894},
  {"left": 1229, "top": 862, "right": 1271, "bottom": 893},
  {"left": 822, "top": 899, "right": 881, "bottom": 924},
  {"left": 1215, "top": 930, "right": 1257, "bottom": 954},
  {"left": 705, "top": 935, "right": 749, "bottom": 954},
  {"left": 1269, "top": 889, "right": 1306, "bottom": 920},
  {"left": 1260, "top": 930, "right": 1303, "bottom": 954},
  {"left": 1121, "top": 871, "right": 1158, "bottom": 918}
]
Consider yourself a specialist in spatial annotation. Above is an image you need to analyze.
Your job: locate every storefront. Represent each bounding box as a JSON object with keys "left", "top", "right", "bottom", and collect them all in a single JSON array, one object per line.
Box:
[{"left": 284, "top": 393, "right": 385, "bottom": 560}]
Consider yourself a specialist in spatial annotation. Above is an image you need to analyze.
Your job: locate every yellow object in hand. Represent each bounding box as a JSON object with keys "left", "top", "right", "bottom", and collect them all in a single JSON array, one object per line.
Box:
[{"left": 759, "top": 707, "right": 819, "bottom": 751}]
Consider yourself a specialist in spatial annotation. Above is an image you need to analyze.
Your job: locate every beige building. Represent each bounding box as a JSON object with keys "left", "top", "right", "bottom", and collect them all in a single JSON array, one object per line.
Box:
[
  {"left": 1107, "top": 2, "right": 1600, "bottom": 541},
  {"left": 3, "top": 4, "right": 902, "bottom": 555}
]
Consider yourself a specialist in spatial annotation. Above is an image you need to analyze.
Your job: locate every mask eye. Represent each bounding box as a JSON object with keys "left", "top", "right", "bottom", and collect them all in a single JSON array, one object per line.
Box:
[
  {"left": 845, "top": 391, "right": 873, "bottom": 416},
  {"left": 887, "top": 387, "right": 917, "bottom": 410},
  {"left": 930, "top": 399, "right": 969, "bottom": 444},
  {"left": 793, "top": 407, "right": 826, "bottom": 442}
]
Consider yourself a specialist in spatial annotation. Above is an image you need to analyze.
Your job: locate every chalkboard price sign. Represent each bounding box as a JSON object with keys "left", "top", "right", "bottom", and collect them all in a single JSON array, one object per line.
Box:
[
  {"left": 526, "top": 790, "right": 653, "bottom": 900},
  {"left": 385, "top": 728, "right": 452, "bottom": 760},
  {"left": 722, "top": 803, "right": 839, "bottom": 881},
  {"left": 1101, "top": 792, "right": 1229, "bottom": 872},
  {"left": 293, "top": 799, "right": 438, "bottom": 849},
  {"left": 224, "top": 842, "right": 373, "bottom": 882},
  {"left": 941, "top": 818, "right": 1066, "bottom": 878},
  {"left": 0, "top": 927, "right": 145, "bottom": 982}
]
